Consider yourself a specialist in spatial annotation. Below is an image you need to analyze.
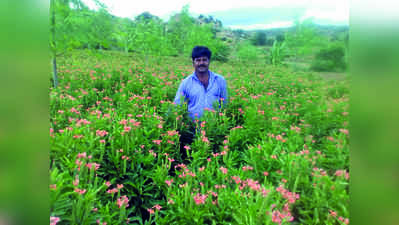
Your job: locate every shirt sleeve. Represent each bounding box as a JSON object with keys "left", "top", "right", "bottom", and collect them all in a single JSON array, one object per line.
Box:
[{"left": 174, "top": 81, "right": 187, "bottom": 105}]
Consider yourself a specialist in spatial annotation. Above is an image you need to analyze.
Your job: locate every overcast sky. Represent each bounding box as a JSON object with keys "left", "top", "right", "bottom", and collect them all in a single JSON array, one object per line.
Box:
[{"left": 83, "top": 0, "right": 349, "bottom": 30}]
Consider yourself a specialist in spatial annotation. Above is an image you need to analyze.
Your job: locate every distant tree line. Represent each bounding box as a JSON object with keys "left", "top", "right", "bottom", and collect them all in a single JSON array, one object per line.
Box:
[
  {"left": 50, "top": 1, "right": 229, "bottom": 58},
  {"left": 50, "top": 0, "right": 232, "bottom": 86},
  {"left": 50, "top": 0, "right": 349, "bottom": 87}
]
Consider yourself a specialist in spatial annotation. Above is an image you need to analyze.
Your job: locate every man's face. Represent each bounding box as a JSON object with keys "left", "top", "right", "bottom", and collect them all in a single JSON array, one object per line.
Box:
[{"left": 193, "top": 56, "right": 210, "bottom": 74}]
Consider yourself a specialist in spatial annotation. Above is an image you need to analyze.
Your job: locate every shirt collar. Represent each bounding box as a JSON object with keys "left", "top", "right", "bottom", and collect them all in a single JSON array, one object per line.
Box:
[{"left": 193, "top": 70, "right": 214, "bottom": 82}]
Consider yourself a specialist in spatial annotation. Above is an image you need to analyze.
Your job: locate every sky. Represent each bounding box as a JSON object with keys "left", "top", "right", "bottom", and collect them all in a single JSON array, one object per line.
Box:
[{"left": 82, "top": 0, "right": 349, "bottom": 30}]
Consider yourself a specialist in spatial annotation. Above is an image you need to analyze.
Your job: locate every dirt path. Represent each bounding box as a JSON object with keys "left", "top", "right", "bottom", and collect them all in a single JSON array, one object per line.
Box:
[{"left": 317, "top": 72, "right": 348, "bottom": 81}]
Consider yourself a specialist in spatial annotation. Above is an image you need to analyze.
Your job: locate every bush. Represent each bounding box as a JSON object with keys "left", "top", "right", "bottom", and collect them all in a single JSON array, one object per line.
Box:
[
  {"left": 212, "top": 41, "right": 231, "bottom": 62},
  {"left": 311, "top": 44, "right": 346, "bottom": 72}
]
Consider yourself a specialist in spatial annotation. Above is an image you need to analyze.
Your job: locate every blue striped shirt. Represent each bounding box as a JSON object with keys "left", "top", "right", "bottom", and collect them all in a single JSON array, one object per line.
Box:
[{"left": 174, "top": 71, "right": 228, "bottom": 120}]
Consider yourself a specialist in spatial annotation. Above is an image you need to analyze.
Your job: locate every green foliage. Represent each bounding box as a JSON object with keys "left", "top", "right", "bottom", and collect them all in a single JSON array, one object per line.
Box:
[
  {"left": 50, "top": 0, "right": 115, "bottom": 54},
  {"left": 311, "top": 43, "right": 347, "bottom": 72},
  {"left": 250, "top": 30, "right": 267, "bottom": 46},
  {"left": 51, "top": 1, "right": 349, "bottom": 69},
  {"left": 50, "top": 2, "right": 228, "bottom": 60},
  {"left": 326, "top": 81, "right": 349, "bottom": 99},
  {"left": 50, "top": 50, "right": 349, "bottom": 225},
  {"left": 284, "top": 19, "right": 329, "bottom": 58},
  {"left": 166, "top": 5, "right": 229, "bottom": 61},
  {"left": 135, "top": 12, "right": 162, "bottom": 23},
  {"left": 236, "top": 41, "right": 260, "bottom": 62},
  {"left": 269, "top": 40, "right": 288, "bottom": 65},
  {"left": 113, "top": 18, "right": 136, "bottom": 53},
  {"left": 276, "top": 34, "right": 285, "bottom": 42},
  {"left": 197, "top": 14, "right": 223, "bottom": 34},
  {"left": 209, "top": 40, "right": 231, "bottom": 62},
  {"left": 134, "top": 19, "right": 166, "bottom": 56},
  {"left": 166, "top": 5, "right": 195, "bottom": 55},
  {"left": 85, "top": 8, "right": 114, "bottom": 49}
]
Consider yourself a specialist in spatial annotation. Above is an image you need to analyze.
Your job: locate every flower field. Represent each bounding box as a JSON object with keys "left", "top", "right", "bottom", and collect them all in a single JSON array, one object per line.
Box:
[{"left": 50, "top": 50, "right": 349, "bottom": 225}]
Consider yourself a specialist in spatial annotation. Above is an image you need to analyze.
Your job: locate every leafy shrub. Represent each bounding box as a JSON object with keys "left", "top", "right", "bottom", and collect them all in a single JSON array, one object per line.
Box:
[
  {"left": 311, "top": 44, "right": 346, "bottom": 72},
  {"left": 212, "top": 41, "right": 231, "bottom": 62}
]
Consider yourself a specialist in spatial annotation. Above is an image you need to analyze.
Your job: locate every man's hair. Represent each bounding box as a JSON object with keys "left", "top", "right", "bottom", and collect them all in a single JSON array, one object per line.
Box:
[{"left": 191, "top": 46, "right": 212, "bottom": 61}]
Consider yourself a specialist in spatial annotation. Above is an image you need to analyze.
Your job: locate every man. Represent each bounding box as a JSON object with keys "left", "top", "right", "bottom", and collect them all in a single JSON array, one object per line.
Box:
[
  {"left": 174, "top": 46, "right": 228, "bottom": 120},
  {"left": 173, "top": 46, "right": 228, "bottom": 162}
]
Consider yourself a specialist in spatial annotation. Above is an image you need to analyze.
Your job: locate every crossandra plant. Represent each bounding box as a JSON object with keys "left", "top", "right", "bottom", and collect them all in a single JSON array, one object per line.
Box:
[{"left": 50, "top": 50, "right": 349, "bottom": 225}]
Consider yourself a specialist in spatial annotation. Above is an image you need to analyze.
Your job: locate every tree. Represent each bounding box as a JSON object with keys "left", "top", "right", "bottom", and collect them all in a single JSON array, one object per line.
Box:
[
  {"left": 50, "top": 0, "right": 88, "bottom": 87},
  {"left": 197, "top": 14, "right": 223, "bottom": 35},
  {"left": 284, "top": 18, "right": 328, "bottom": 58},
  {"left": 49, "top": 0, "right": 230, "bottom": 73},
  {"left": 251, "top": 30, "right": 267, "bottom": 46},
  {"left": 113, "top": 18, "right": 136, "bottom": 53},
  {"left": 276, "top": 34, "right": 285, "bottom": 42},
  {"left": 166, "top": 5, "right": 196, "bottom": 55},
  {"left": 135, "top": 12, "right": 162, "bottom": 23},
  {"left": 86, "top": 8, "right": 114, "bottom": 50}
]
